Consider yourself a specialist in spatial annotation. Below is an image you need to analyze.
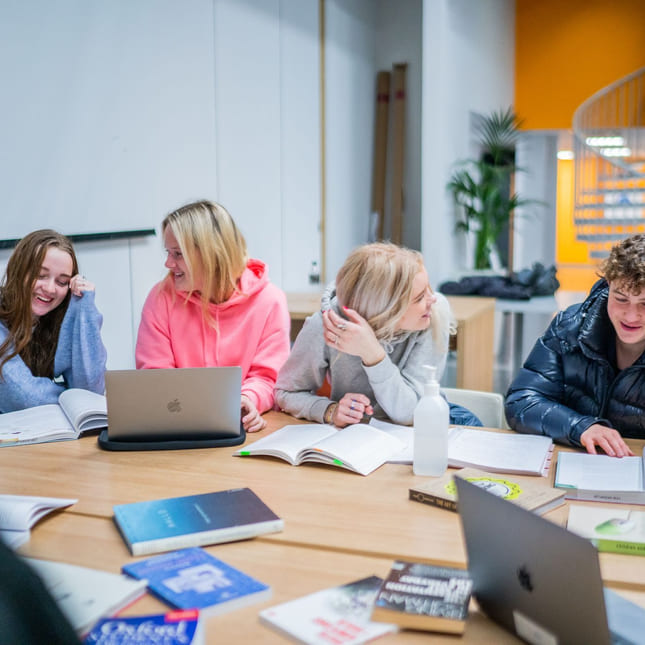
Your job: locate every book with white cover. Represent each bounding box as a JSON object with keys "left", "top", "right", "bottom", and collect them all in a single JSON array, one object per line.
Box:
[
  {"left": 260, "top": 576, "right": 397, "bottom": 644},
  {"left": 234, "top": 422, "right": 405, "bottom": 476},
  {"left": 0, "top": 388, "right": 107, "bottom": 447},
  {"left": 0, "top": 494, "right": 77, "bottom": 549},
  {"left": 377, "top": 420, "right": 554, "bottom": 476},
  {"left": 555, "top": 449, "right": 645, "bottom": 504},
  {"left": 24, "top": 557, "right": 148, "bottom": 636}
]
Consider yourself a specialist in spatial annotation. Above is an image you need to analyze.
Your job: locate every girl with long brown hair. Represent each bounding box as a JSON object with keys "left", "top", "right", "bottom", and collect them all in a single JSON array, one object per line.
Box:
[{"left": 0, "top": 230, "right": 106, "bottom": 412}]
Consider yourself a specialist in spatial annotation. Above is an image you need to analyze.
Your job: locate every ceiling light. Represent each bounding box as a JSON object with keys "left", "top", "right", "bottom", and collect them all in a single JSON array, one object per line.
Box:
[
  {"left": 599, "top": 147, "right": 631, "bottom": 157},
  {"left": 585, "top": 136, "right": 625, "bottom": 147},
  {"left": 557, "top": 150, "right": 574, "bottom": 160}
]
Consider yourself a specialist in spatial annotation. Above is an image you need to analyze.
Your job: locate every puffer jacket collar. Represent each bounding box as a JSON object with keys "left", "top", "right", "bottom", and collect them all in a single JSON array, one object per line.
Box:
[{"left": 575, "top": 279, "right": 612, "bottom": 362}]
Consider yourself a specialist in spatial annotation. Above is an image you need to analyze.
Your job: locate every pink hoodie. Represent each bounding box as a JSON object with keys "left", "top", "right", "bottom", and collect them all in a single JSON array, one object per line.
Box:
[{"left": 135, "top": 259, "right": 290, "bottom": 413}]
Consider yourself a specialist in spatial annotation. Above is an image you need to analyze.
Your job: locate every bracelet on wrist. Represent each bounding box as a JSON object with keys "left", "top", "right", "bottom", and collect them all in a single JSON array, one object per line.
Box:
[{"left": 324, "top": 402, "right": 338, "bottom": 425}]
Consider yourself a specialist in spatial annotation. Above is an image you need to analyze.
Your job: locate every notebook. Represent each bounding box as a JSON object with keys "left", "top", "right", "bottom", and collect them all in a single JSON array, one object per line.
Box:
[
  {"left": 455, "top": 475, "right": 644, "bottom": 645},
  {"left": 98, "top": 367, "right": 245, "bottom": 451}
]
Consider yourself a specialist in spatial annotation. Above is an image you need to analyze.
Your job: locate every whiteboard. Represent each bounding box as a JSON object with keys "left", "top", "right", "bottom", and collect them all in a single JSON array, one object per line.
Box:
[{"left": 0, "top": 0, "right": 217, "bottom": 239}]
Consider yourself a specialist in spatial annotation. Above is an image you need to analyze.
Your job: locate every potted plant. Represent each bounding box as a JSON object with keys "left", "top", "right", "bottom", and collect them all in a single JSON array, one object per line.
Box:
[{"left": 447, "top": 108, "right": 536, "bottom": 271}]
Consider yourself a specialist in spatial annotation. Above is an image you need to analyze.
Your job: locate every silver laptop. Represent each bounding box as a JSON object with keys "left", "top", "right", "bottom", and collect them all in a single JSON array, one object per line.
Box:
[
  {"left": 101, "top": 367, "right": 242, "bottom": 448},
  {"left": 455, "top": 475, "right": 643, "bottom": 645}
]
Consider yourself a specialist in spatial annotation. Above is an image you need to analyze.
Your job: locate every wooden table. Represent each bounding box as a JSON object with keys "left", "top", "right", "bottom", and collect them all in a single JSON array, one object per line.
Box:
[
  {"left": 286, "top": 293, "right": 496, "bottom": 392},
  {"left": 7, "top": 413, "right": 645, "bottom": 641},
  {"left": 21, "top": 512, "right": 523, "bottom": 644}
]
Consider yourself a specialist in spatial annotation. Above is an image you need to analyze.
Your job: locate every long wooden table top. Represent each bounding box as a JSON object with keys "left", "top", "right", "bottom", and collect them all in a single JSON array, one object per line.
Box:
[
  {"left": 18, "top": 512, "right": 526, "bottom": 644},
  {"left": 3, "top": 412, "right": 645, "bottom": 592}
]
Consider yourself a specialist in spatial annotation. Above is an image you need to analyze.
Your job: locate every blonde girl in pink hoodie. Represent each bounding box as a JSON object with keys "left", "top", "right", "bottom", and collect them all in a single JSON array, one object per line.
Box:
[{"left": 135, "top": 200, "right": 291, "bottom": 432}]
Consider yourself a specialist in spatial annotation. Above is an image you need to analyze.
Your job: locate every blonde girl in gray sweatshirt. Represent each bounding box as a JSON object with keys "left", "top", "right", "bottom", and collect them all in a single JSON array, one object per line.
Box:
[{"left": 275, "top": 242, "right": 468, "bottom": 427}]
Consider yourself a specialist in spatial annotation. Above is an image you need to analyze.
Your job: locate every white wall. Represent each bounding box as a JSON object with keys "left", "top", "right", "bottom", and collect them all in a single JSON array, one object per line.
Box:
[
  {"left": 514, "top": 133, "right": 558, "bottom": 269},
  {"left": 0, "top": 0, "right": 219, "bottom": 238},
  {"left": 324, "top": 0, "right": 423, "bottom": 280},
  {"left": 1, "top": 0, "right": 516, "bottom": 371},
  {"left": 212, "top": 0, "right": 321, "bottom": 291},
  {"left": 421, "top": 0, "right": 516, "bottom": 287},
  {"left": 324, "top": 0, "right": 378, "bottom": 280}
]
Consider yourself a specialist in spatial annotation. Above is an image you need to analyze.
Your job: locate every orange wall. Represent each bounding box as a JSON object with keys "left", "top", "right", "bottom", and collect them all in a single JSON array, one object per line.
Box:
[{"left": 515, "top": 0, "right": 645, "bottom": 130}]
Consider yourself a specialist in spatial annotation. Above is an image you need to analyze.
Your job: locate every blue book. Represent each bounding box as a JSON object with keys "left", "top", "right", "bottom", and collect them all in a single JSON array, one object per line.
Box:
[
  {"left": 83, "top": 609, "right": 203, "bottom": 644},
  {"left": 121, "top": 547, "right": 271, "bottom": 616},
  {"left": 112, "top": 488, "right": 283, "bottom": 556}
]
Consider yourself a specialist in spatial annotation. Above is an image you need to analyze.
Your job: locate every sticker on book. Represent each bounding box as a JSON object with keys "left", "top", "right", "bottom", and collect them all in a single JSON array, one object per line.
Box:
[{"left": 447, "top": 476, "right": 522, "bottom": 500}]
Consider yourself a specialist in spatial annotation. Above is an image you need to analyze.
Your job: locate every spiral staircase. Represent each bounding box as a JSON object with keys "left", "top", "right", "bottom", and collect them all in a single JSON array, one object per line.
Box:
[{"left": 573, "top": 67, "right": 645, "bottom": 258}]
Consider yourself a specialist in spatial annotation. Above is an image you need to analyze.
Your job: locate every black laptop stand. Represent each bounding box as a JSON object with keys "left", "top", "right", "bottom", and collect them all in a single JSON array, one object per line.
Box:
[{"left": 97, "top": 427, "right": 246, "bottom": 451}]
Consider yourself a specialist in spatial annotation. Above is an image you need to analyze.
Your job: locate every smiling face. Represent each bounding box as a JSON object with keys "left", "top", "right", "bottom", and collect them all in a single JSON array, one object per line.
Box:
[
  {"left": 163, "top": 227, "right": 194, "bottom": 292},
  {"left": 607, "top": 282, "right": 645, "bottom": 357},
  {"left": 31, "top": 246, "right": 73, "bottom": 319},
  {"left": 395, "top": 269, "right": 436, "bottom": 332}
]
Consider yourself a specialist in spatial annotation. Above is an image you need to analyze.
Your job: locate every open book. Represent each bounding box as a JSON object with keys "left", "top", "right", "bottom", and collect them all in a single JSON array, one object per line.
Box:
[
  {"left": 555, "top": 449, "right": 645, "bottom": 504},
  {"left": 0, "top": 388, "right": 106, "bottom": 447},
  {"left": 235, "top": 423, "right": 405, "bottom": 476},
  {"left": 376, "top": 420, "right": 554, "bottom": 476},
  {"left": 25, "top": 557, "right": 148, "bottom": 636},
  {"left": 0, "top": 494, "right": 77, "bottom": 549}
]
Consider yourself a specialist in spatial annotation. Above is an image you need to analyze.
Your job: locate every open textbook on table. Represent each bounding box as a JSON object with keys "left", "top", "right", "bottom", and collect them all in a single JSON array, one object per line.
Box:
[
  {"left": 0, "top": 389, "right": 107, "bottom": 447},
  {"left": 382, "top": 421, "right": 553, "bottom": 476},
  {"left": 235, "top": 420, "right": 553, "bottom": 476},
  {"left": 235, "top": 422, "right": 405, "bottom": 476},
  {"left": 555, "top": 448, "right": 645, "bottom": 504}
]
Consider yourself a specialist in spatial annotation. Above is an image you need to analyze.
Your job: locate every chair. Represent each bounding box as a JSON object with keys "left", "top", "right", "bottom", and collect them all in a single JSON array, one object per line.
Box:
[{"left": 443, "top": 387, "right": 508, "bottom": 429}]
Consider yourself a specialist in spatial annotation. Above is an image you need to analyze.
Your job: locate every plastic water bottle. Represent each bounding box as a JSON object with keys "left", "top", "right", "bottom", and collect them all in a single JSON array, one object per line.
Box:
[{"left": 413, "top": 365, "right": 449, "bottom": 476}]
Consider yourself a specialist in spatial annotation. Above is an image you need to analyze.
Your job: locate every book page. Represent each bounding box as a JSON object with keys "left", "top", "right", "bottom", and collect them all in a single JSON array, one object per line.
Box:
[
  {"left": 447, "top": 428, "right": 553, "bottom": 475},
  {"left": 556, "top": 453, "right": 643, "bottom": 491},
  {"left": 0, "top": 494, "right": 77, "bottom": 531},
  {"left": 0, "top": 404, "right": 73, "bottom": 445},
  {"left": 236, "top": 424, "right": 337, "bottom": 464},
  {"left": 301, "top": 424, "right": 404, "bottom": 476},
  {"left": 370, "top": 419, "right": 414, "bottom": 464},
  {"left": 0, "top": 528, "right": 29, "bottom": 549},
  {"left": 26, "top": 558, "right": 148, "bottom": 635},
  {"left": 58, "top": 388, "right": 107, "bottom": 433}
]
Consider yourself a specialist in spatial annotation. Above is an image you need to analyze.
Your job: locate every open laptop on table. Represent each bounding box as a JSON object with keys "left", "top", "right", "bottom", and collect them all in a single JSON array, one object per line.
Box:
[
  {"left": 455, "top": 475, "right": 644, "bottom": 645},
  {"left": 98, "top": 367, "right": 245, "bottom": 451}
]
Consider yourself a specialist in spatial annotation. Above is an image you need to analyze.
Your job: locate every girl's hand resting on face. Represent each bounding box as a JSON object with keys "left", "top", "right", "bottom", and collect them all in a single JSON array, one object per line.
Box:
[
  {"left": 69, "top": 275, "right": 95, "bottom": 297},
  {"left": 322, "top": 308, "right": 385, "bottom": 367},
  {"left": 241, "top": 395, "right": 267, "bottom": 433},
  {"left": 331, "top": 393, "right": 374, "bottom": 428}
]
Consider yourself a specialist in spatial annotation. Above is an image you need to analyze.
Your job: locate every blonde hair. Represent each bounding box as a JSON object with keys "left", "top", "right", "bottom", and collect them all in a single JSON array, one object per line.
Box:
[
  {"left": 335, "top": 242, "right": 455, "bottom": 344},
  {"left": 162, "top": 201, "right": 248, "bottom": 321}
]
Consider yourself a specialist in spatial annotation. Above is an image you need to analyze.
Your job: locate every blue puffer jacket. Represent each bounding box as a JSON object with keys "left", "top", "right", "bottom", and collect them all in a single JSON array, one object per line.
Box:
[{"left": 505, "top": 279, "right": 645, "bottom": 446}]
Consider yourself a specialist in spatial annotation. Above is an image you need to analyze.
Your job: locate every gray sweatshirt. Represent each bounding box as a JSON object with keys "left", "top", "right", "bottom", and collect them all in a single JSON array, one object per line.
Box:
[{"left": 274, "top": 286, "right": 449, "bottom": 425}]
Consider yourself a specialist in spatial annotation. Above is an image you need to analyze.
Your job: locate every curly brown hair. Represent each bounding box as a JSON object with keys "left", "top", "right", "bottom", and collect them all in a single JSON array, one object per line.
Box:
[
  {"left": 599, "top": 234, "right": 645, "bottom": 294},
  {"left": 0, "top": 230, "right": 78, "bottom": 378}
]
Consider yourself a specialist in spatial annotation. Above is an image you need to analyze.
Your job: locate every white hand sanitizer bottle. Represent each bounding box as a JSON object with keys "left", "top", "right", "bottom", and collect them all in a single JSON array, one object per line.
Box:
[{"left": 413, "top": 365, "right": 449, "bottom": 476}]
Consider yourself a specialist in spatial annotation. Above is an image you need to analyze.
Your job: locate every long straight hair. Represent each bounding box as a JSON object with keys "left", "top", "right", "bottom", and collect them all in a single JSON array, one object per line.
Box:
[
  {"left": 0, "top": 230, "right": 78, "bottom": 378},
  {"left": 335, "top": 242, "right": 455, "bottom": 345}
]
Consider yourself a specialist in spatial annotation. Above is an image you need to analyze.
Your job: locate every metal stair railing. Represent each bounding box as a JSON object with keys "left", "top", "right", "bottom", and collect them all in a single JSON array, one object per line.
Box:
[{"left": 572, "top": 67, "right": 645, "bottom": 259}]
